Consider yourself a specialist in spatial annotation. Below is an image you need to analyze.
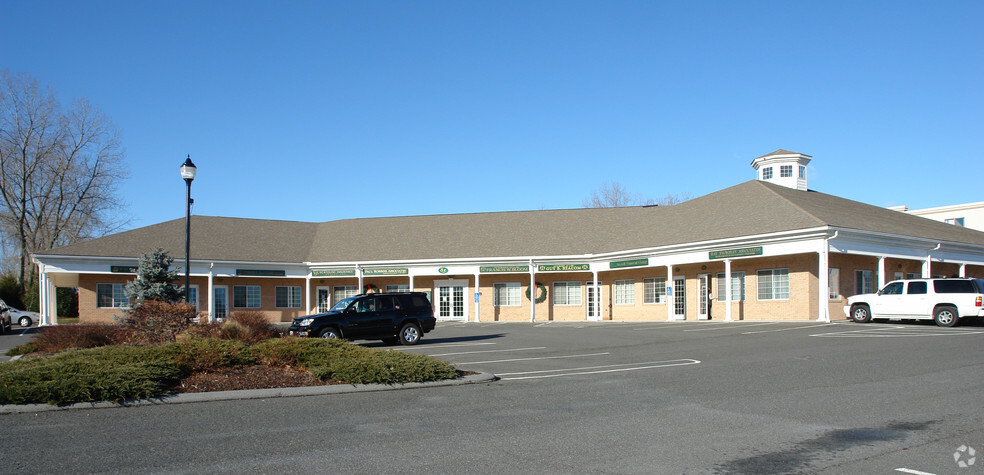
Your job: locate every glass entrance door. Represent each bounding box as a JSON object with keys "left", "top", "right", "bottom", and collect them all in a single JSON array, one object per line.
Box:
[
  {"left": 698, "top": 274, "right": 710, "bottom": 320},
  {"left": 213, "top": 286, "right": 228, "bottom": 321},
  {"left": 435, "top": 279, "right": 468, "bottom": 321},
  {"left": 673, "top": 277, "right": 686, "bottom": 320},
  {"left": 587, "top": 281, "right": 602, "bottom": 321},
  {"left": 316, "top": 287, "right": 331, "bottom": 313}
]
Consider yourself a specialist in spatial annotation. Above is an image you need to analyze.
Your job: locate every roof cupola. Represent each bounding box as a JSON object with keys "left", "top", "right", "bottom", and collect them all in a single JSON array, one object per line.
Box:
[{"left": 751, "top": 149, "right": 812, "bottom": 191}]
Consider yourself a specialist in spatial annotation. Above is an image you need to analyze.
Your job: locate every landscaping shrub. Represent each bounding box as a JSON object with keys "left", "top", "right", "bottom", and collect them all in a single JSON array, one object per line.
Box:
[
  {"left": 165, "top": 338, "right": 255, "bottom": 373},
  {"left": 0, "top": 345, "right": 182, "bottom": 405},
  {"left": 226, "top": 310, "right": 278, "bottom": 342},
  {"left": 122, "top": 300, "right": 196, "bottom": 344},
  {"left": 29, "top": 324, "right": 130, "bottom": 354},
  {"left": 254, "top": 338, "right": 457, "bottom": 384}
]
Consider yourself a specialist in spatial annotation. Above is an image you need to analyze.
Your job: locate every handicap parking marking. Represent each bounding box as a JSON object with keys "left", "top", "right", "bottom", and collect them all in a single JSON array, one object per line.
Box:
[
  {"left": 497, "top": 358, "right": 701, "bottom": 381},
  {"left": 811, "top": 325, "right": 984, "bottom": 338},
  {"left": 456, "top": 352, "right": 611, "bottom": 365}
]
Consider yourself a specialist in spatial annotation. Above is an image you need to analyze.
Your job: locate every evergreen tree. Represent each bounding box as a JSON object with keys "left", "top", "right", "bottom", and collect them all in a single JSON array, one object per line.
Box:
[{"left": 124, "top": 248, "right": 184, "bottom": 305}]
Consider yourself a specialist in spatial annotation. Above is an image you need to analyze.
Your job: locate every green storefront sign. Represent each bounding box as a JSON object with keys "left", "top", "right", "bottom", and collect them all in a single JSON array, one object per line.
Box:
[
  {"left": 312, "top": 269, "right": 356, "bottom": 277},
  {"left": 709, "top": 247, "right": 763, "bottom": 259},
  {"left": 363, "top": 268, "right": 409, "bottom": 276},
  {"left": 610, "top": 258, "right": 648, "bottom": 269},
  {"left": 110, "top": 266, "right": 139, "bottom": 273},
  {"left": 537, "top": 264, "right": 590, "bottom": 272},
  {"left": 480, "top": 265, "right": 530, "bottom": 273},
  {"left": 237, "top": 269, "right": 286, "bottom": 277}
]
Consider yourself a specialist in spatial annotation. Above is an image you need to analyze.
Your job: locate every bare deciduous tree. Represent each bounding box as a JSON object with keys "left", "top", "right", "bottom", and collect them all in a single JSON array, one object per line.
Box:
[
  {"left": 582, "top": 181, "right": 639, "bottom": 208},
  {"left": 583, "top": 181, "right": 690, "bottom": 208},
  {"left": 0, "top": 70, "right": 128, "bottom": 291}
]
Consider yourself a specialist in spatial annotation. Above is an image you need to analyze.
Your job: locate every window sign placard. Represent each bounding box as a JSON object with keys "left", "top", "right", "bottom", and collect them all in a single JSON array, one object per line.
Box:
[
  {"left": 709, "top": 247, "right": 763, "bottom": 260},
  {"left": 610, "top": 259, "right": 648, "bottom": 269}
]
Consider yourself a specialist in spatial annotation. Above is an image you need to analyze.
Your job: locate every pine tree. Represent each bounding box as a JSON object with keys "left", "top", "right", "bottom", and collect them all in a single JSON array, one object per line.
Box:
[{"left": 124, "top": 248, "right": 184, "bottom": 305}]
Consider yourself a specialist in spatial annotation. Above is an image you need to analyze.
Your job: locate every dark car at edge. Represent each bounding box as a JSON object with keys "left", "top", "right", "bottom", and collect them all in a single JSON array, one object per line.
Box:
[{"left": 287, "top": 292, "right": 436, "bottom": 345}]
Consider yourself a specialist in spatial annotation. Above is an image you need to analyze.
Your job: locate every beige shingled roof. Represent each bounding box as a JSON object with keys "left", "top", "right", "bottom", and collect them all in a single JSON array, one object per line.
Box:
[{"left": 41, "top": 181, "right": 984, "bottom": 264}]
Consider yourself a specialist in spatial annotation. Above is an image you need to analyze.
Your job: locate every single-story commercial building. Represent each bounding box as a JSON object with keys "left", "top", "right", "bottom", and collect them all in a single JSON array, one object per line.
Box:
[{"left": 32, "top": 150, "right": 984, "bottom": 326}]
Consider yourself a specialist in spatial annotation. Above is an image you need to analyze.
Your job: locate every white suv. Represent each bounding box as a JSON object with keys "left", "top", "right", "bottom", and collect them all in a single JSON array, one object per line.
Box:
[{"left": 845, "top": 278, "right": 984, "bottom": 327}]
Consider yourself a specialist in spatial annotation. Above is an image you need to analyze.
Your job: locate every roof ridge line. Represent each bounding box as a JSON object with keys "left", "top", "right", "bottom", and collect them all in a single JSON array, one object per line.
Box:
[{"left": 754, "top": 181, "right": 827, "bottom": 226}]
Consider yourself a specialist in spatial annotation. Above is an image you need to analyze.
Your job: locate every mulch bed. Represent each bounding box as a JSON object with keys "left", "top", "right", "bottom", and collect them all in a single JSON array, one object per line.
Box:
[
  {"left": 172, "top": 366, "right": 333, "bottom": 393},
  {"left": 172, "top": 367, "right": 481, "bottom": 393}
]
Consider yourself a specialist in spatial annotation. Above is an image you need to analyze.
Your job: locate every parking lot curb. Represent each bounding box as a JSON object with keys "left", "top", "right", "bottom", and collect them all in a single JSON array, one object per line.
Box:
[{"left": 0, "top": 371, "right": 498, "bottom": 414}]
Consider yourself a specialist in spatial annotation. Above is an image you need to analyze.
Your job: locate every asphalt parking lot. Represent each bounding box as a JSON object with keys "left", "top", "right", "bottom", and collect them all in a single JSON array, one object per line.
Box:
[{"left": 2, "top": 319, "right": 983, "bottom": 474}]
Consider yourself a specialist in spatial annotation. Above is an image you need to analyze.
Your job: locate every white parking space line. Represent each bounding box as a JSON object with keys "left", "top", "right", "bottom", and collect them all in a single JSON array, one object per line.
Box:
[
  {"left": 498, "top": 358, "right": 701, "bottom": 380},
  {"left": 895, "top": 468, "right": 936, "bottom": 475},
  {"left": 457, "top": 352, "right": 610, "bottom": 365},
  {"left": 684, "top": 322, "right": 780, "bottom": 332},
  {"left": 741, "top": 323, "right": 835, "bottom": 335},
  {"left": 391, "top": 342, "right": 497, "bottom": 351},
  {"left": 811, "top": 326, "right": 984, "bottom": 338},
  {"left": 428, "top": 347, "right": 546, "bottom": 357}
]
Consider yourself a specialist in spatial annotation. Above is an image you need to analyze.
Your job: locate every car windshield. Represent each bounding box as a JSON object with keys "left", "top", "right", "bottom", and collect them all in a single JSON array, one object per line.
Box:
[{"left": 329, "top": 296, "right": 358, "bottom": 313}]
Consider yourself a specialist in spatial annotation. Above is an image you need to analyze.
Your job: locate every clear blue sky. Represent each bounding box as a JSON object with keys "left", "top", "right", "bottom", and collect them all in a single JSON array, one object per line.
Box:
[{"left": 3, "top": 1, "right": 982, "bottom": 231}]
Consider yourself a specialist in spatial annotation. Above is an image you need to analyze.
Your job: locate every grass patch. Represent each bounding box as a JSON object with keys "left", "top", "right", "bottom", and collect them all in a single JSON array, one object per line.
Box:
[{"left": 0, "top": 337, "right": 458, "bottom": 405}]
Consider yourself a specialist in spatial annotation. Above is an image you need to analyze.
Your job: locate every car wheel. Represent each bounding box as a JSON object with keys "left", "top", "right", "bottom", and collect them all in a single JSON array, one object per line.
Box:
[
  {"left": 398, "top": 322, "right": 422, "bottom": 346},
  {"left": 18, "top": 316, "right": 32, "bottom": 327},
  {"left": 851, "top": 304, "right": 872, "bottom": 323},
  {"left": 319, "top": 327, "right": 341, "bottom": 339},
  {"left": 933, "top": 306, "right": 959, "bottom": 327}
]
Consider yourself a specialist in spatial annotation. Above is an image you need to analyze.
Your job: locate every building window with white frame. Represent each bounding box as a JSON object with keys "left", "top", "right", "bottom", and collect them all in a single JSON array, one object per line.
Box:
[
  {"left": 186, "top": 284, "right": 199, "bottom": 311},
  {"left": 944, "top": 217, "right": 965, "bottom": 226},
  {"left": 494, "top": 282, "right": 521, "bottom": 306},
  {"left": 780, "top": 165, "right": 793, "bottom": 177},
  {"left": 643, "top": 277, "right": 666, "bottom": 304},
  {"left": 233, "top": 285, "right": 262, "bottom": 308},
  {"left": 333, "top": 285, "right": 358, "bottom": 305},
  {"left": 275, "top": 286, "right": 302, "bottom": 308},
  {"left": 828, "top": 268, "right": 840, "bottom": 299},
  {"left": 757, "top": 268, "right": 789, "bottom": 300},
  {"left": 854, "top": 270, "right": 873, "bottom": 295},
  {"left": 96, "top": 283, "right": 129, "bottom": 308},
  {"left": 716, "top": 272, "right": 745, "bottom": 301},
  {"left": 799, "top": 165, "right": 806, "bottom": 179},
  {"left": 386, "top": 284, "right": 410, "bottom": 293},
  {"left": 762, "top": 167, "right": 773, "bottom": 180},
  {"left": 552, "top": 281, "right": 582, "bottom": 305},
  {"left": 614, "top": 279, "right": 635, "bottom": 305}
]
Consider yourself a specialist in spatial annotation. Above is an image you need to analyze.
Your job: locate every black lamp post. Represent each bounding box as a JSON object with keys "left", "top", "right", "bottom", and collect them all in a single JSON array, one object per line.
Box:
[{"left": 180, "top": 156, "right": 197, "bottom": 303}]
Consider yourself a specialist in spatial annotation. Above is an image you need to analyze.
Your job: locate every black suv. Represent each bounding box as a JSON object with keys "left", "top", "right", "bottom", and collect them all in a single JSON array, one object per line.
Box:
[{"left": 288, "top": 292, "right": 436, "bottom": 345}]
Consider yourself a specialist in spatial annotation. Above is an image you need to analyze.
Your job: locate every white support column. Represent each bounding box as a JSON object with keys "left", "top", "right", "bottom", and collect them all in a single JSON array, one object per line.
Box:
[
  {"left": 818, "top": 246, "right": 830, "bottom": 323},
  {"left": 666, "top": 264, "right": 674, "bottom": 321},
  {"left": 877, "top": 256, "right": 886, "bottom": 289},
  {"left": 591, "top": 270, "right": 598, "bottom": 321},
  {"left": 532, "top": 262, "right": 538, "bottom": 322},
  {"left": 474, "top": 272, "right": 481, "bottom": 322},
  {"left": 47, "top": 277, "right": 57, "bottom": 326},
  {"left": 724, "top": 259, "right": 733, "bottom": 322},
  {"left": 305, "top": 274, "right": 312, "bottom": 314},
  {"left": 959, "top": 263, "right": 967, "bottom": 278},
  {"left": 207, "top": 266, "right": 215, "bottom": 323},
  {"left": 357, "top": 266, "right": 364, "bottom": 293},
  {"left": 38, "top": 270, "right": 49, "bottom": 326}
]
